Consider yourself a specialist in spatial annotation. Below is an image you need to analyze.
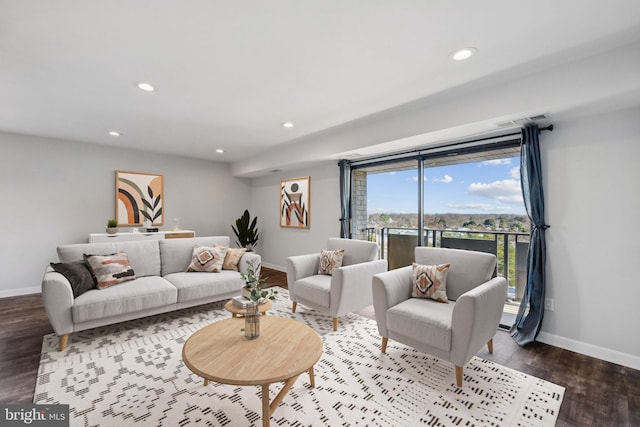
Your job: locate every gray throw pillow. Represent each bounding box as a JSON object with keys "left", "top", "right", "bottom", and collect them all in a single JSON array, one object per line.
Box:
[{"left": 50, "top": 261, "right": 96, "bottom": 298}]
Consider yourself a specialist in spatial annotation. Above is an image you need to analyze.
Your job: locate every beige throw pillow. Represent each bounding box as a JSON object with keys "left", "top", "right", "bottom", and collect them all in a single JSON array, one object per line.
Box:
[
  {"left": 318, "top": 249, "right": 345, "bottom": 275},
  {"left": 215, "top": 244, "right": 247, "bottom": 271},
  {"left": 411, "top": 263, "right": 450, "bottom": 303}
]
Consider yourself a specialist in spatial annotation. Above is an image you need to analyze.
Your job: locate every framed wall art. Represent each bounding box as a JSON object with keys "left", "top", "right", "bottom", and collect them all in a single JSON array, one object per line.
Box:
[
  {"left": 280, "top": 176, "right": 310, "bottom": 228},
  {"left": 116, "top": 170, "right": 164, "bottom": 226}
]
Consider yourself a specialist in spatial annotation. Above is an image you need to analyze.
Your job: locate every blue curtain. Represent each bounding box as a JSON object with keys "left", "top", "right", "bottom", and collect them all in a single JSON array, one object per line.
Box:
[
  {"left": 510, "top": 123, "right": 549, "bottom": 345},
  {"left": 338, "top": 160, "right": 351, "bottom": 238}
]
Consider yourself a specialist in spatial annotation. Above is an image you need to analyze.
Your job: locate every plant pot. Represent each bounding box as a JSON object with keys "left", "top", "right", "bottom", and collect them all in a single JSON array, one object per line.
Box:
[{"left": 106, "top": 227, "right": 119, "bottom": 234}]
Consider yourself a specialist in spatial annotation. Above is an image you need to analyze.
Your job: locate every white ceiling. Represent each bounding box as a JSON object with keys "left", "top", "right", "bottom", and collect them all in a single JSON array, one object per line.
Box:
[{"left": 2, "top": 1, "right": 640, "bottom": 176}]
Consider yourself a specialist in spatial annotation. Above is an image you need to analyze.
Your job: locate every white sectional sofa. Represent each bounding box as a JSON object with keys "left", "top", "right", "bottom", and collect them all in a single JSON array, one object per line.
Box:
[{"left": 41, "top": 236, "right": 259, "bottom": 350}]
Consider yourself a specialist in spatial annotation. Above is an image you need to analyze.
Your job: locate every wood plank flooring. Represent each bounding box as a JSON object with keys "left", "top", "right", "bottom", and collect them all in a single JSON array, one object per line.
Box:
[{"left": 1, "top": 267, "right": 637, "bottom": 425}]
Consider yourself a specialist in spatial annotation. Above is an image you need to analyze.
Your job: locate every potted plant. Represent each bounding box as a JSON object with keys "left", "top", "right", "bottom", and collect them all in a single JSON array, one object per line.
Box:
[
  {"left": 232, "top": 209, "right": 260, "bottom": 251},
  {"left": 106, "top": 219, "right": 119, "bottom": 234},
  {"left": 239, "top": 258, "right": 276, "bottom": 340}
]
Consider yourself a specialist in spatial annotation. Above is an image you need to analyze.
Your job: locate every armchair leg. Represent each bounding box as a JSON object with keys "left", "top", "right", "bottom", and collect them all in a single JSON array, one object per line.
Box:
[
  {"left": 381, "top": 337, "right": 388, "bottom": 354},
  {"left": 455, "top": 366, "right": 463, "bottom": 387},
  {"left": 487, "top": 338, "right": 493, "bottom": 354},
  {"left": 332, "top": 317, "right": 338, "bottom": 331},
  {"left": 58, "top": 334, "right": 69, "bottom": 351},
  {"left": 292, "top": 301, "right": 297, "bottom": 313}
]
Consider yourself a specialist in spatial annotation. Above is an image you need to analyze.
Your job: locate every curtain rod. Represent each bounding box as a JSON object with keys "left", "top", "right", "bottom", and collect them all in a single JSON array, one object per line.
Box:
[{"left": 344, "top": 123, "right": 554, "bottom": 167}]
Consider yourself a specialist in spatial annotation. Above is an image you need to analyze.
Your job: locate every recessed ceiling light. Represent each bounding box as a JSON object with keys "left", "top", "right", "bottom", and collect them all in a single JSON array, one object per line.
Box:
[
  {"left": 451, "top": 47, "right": 477, "bottom": 61},
  {"left": 108, "top": 131, "right": 121, "bottom": 137},
  {"left": 216, "top": 149, "right": 224, "bottom": 154},
  {"left": 281, "top": 122, "right": 294, "bottom": 128},
  {"left": 136, "top": 82, "right": 156, "bottom": 92}
]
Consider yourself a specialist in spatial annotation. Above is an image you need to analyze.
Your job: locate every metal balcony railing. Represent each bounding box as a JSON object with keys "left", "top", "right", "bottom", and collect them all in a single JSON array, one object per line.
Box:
[{"left": 364, "top": 226, "right": 530, "bottom": 302}]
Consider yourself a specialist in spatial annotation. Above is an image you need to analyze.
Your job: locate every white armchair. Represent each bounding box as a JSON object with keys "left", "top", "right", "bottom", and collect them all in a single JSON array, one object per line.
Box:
[
  {"left": 372, "top": 247, "right": 507, "bottom": 387},
  {"left": 287, "top": 238, "right": 388, "bottom": 331}
]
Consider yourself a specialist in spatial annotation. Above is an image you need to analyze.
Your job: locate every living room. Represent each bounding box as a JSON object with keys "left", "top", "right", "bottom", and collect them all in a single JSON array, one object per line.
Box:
[{"left": 1, "top": 2, "right": 639, "bottom": 426}]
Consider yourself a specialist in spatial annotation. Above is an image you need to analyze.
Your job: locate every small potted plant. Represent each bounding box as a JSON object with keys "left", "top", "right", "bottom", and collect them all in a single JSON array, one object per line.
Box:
[{"left": 106, "top": 219, "right": 119, "bottom": 234}]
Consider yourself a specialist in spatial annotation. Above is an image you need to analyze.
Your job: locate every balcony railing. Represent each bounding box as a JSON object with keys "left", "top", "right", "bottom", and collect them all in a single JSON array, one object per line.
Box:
[{"left": 365, "top": 226, "right": 529, "bottom": 302}]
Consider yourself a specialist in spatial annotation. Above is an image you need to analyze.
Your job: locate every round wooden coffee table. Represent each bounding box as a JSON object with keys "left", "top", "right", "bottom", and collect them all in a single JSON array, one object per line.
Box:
[
  {"left": 224, "top": 299, "right": 273, "bottom": 317},
  {"left": 182, "top": 316, "right": 323, "bottom": 427}
]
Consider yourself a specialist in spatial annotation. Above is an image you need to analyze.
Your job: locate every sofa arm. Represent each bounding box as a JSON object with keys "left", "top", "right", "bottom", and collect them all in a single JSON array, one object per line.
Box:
[
  {"left": 371, "top": 266, "right": 413, "bottom": 337},
  {"left": 238, "top": 252, "right": 261, "bottom": 276},
  {"left": 450, "top": 276, "right": 507, "bottom": 366},
  {"left": 41, "top": 266, "right": 75, "bottom": 336},
  {"left": 330, "top": 259, "right": 388, "bottom": 317}
]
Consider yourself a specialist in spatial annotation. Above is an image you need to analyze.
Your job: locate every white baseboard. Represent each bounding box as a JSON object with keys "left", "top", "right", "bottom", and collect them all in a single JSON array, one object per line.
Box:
[
  {"left": 537, "top": 331, "right": 640, "bottom": 371},
  {"left": 0, "top": 286, "right": 41, "bottom": 299},
  {"left": 261, "top": 262, "right": 286, "bottom": 272}
]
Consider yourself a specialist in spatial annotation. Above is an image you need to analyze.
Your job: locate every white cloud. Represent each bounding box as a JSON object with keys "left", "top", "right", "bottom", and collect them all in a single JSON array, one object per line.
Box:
[
  {"left": 468, "top": 179, "right": 523, "bottom": 203},
  {"left": 438, "top": 174, "right": 453, "bottom": 183},
  {"left": 510, "top": 166, "right": 520, "bottom": 179},
  {"left": 410, "top": 175, "right": 428, "bottom": 182},
  {"left": 481, "top": 159, "right": 511, "bottom": 166}
]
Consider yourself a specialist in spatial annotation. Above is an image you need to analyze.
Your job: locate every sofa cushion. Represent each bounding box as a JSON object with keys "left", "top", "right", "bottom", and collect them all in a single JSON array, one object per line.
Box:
[
  {"left": 318, "top": 249, "right": 344, "bottom": 275},
  {"left": 387, "top": 298, "right": 454, "bottom": 351},
  {"left": 411, "top": 263, "right": 450, "bottom": 303},
  {"left": 294, "top": 275, "right": 332, "bottom": 308},
  {"left": 164, "top": 271, "right": 243, "bottom": 303},
  {"left": 50, "top": 261, "right": 95, "bottom": 298},
  {"left": 414, "top": 247, "right": 496, "bottom": 301},
  {"left": 160, "top": 236, "right": 231, "bottom": 275},
  {"left": 84, "top": 252, "right": 137, "bottom": 289},
  {"left": 186, "top": 246, "right": 227, "bottom": 273},
  {"left": 58, "top": 241, "right": 161, "bottom": 277},
  {"left": 72, "top": 276, "right": 177, "bottom": 323},
  {"left": 215, "top": 244, "right": 247, "bottom": 271},
  {"left": 326, "top": 238, "right": 378, "bottom": 266}
]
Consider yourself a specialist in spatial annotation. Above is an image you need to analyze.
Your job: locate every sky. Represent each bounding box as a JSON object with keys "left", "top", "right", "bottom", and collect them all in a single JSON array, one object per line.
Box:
[{"left": 367, "top": 157, "right": 526, "bottom": 215}]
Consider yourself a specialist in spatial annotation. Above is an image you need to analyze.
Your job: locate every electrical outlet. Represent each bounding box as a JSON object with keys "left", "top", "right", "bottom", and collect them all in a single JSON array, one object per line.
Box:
[{"left": 544, "top": 298, "right": 555, "bottom": 311}]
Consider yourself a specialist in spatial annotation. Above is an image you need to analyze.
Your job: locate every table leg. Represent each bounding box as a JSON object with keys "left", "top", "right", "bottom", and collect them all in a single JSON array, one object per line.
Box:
[
  {"left": 308, "top": 366, "right": 315, "bottom": 388},
  {"left": 203, "top": 378, "right": 209, "bottom": 386},
  {"left": 261, "top": 384, "right": 270, "bottom": 427}
]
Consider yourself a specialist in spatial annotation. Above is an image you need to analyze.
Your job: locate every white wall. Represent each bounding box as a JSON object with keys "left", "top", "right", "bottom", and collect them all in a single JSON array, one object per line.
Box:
[
  {"left": 0, "top": 132, "right": 251, "bottom": 297},
  {"left": 538, "top": 107, "right": 640, "bottom": 368},
  {"left": 250, "top": 162, "right": 341, "bottom": 270}
]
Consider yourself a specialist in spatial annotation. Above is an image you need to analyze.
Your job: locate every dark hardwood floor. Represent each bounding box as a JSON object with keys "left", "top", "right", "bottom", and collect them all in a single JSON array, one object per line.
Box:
[{"left": 1, "top": 267, "right": 637, "bottom": 426}]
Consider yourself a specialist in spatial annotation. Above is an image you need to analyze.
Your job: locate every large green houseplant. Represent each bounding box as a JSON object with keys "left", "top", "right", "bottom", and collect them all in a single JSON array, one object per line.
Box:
[{"left": 232, "top": 209, "right": 260, "bottom": 251}]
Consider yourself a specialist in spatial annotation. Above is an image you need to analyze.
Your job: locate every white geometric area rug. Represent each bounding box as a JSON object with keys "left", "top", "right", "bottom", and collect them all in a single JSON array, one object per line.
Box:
[{"left": 34, "top": 287, "right": 564, "bottom": 427}]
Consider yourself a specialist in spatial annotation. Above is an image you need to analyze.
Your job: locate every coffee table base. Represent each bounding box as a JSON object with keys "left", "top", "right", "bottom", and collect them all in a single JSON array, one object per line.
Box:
[{"left": 202, "top": 366, "right": 315, "bottom": 426}]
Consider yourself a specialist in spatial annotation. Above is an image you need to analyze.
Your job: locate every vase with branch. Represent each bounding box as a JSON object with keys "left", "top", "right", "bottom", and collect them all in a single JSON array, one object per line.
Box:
[{"left": 239, "top": 258, "right": 277, "bottom": 339}]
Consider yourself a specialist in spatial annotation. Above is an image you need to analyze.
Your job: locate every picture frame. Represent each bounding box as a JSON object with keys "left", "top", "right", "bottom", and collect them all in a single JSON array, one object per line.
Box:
[
  {"left": 116, "top": 170, "right": 164, "bottom": 226},
  {"left": 280, "top": 176, "right": 310, "bottom": 228}
]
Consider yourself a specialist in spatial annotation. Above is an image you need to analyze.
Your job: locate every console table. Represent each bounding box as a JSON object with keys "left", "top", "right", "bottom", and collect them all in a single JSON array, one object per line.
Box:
[{"left": 89, "top": 230, "right": 195, "bottom": 243}]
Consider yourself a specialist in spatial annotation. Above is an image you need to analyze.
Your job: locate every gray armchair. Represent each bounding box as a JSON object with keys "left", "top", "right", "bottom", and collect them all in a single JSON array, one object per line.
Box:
[
  {"left": 287, "top": 238, "right": 388, "bottom": 331},
  {"left": 372, "top": 247, "right": 507, "bottom": 387}
]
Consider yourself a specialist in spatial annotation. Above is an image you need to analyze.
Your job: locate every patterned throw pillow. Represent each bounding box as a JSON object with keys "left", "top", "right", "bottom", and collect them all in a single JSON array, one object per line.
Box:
[
  {"left": 186, "top": 246, "right": 227, "bottom": 273},
  {"left": 50, "top": 261, "right": 96, "bottom": 298},
  {"left": 411, "top": 263, "right": 450, "bottom": 303},
  {"left": 215, "top": 244, "right": 247, "bottom": 271},
  {"left": 83, "top": 252, "right": 137, "bottom": 290},
  {"left": 318, "top": 249, "right": 345, "bottom": 275}
]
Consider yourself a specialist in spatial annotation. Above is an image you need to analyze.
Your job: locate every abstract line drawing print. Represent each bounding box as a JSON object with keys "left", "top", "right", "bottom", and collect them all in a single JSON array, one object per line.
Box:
[
  {"left": 116, "top": 170, "right": 164, "bottom": 226},
  {"left": 280, "top": 176, "right": 310, "bottom": 228}
]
